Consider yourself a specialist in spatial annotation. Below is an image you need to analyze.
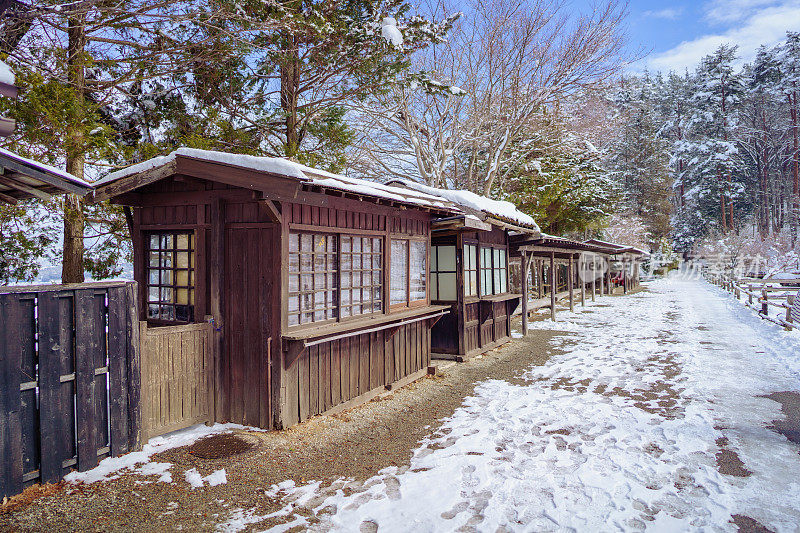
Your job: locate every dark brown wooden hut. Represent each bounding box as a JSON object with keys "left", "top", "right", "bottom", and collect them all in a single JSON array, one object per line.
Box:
[
  {"left": 92, "top": 149, "right": 458, "bottom": 430},
  {"left": 384, "top": 180, "right": 541, "bottom": 360}
]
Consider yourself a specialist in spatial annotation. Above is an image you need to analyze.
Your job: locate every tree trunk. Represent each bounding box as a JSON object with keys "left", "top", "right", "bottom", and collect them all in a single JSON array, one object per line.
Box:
[
  {"left": 280, "top": 35, "right": 301, "bottom": 158},
  {"left": 790, "top": 88, "right": 799, "bottom": 243},
  {"left": 62, "top": 12, "right": 87, "bottom": 284}
]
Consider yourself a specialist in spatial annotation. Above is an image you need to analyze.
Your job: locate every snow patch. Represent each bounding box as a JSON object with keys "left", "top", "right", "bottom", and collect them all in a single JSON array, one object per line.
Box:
[
  {"left": 381, "top": 17, "right": 403, "bottom": 47},
  {"left": 64, "top": 423, "right": 253, "bottom": 485},
  {"left": 0, "top": 59, "right": 14, "bottom": 85}
]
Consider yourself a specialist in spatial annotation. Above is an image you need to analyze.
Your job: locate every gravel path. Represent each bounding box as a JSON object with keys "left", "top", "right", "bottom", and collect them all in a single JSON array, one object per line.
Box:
[{"left": 0, "top": 316, "right": 561, "bottom": 533}]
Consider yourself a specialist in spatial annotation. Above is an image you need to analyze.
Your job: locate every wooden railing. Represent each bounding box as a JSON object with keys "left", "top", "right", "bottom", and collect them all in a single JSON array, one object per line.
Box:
[{"left": 705, "top": 270, "right": 799, "bottom": 331}]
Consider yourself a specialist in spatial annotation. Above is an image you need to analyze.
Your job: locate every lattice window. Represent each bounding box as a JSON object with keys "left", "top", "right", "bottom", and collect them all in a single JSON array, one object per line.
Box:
[
  {"left": 341, "top": 236, "right": 383, "bottom": 318},
  {"left": 146, "top": 232, "right": 195, "bottom": 322},
  {"left": 288, "top": 232, "right": 338, "bottom": 326}
]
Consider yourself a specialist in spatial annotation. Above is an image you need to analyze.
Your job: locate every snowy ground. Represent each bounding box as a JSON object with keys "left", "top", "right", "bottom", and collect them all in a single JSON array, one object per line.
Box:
[{"left": 230, "top": 278, "right": 800, "bottom": 532}]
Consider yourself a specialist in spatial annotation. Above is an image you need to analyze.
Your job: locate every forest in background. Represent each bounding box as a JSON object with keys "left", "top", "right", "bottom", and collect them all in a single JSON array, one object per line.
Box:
[{"left": 0, "top": 0, "right": 798, "bottom": 284}]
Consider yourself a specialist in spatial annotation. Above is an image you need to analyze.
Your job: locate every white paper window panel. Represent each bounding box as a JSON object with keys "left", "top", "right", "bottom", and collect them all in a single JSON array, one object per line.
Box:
[
  {"left": 436, "top": 272, "right": 457, "bottom": 301},
  {"left": 437, "top": 245, "right": 456, "bottom": 271}
]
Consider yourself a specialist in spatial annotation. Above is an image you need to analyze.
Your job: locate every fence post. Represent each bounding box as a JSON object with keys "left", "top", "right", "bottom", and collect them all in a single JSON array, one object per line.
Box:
[
  {"left": 748, "top": 284, "right": 753, "bottom": 306},
  {"left": 786, "top": 295, "right": 795, "bottom": 331},
  {"left": 761, "top": 288, "right": 768, "bottom": 315}
]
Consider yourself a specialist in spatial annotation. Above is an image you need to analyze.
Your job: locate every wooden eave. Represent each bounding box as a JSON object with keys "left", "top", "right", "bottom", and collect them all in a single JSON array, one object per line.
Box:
[
  {"left": 0, "top": 154, "right": 91, "bottom": 204},
  {"left": 431, "top": 215, "right": 493, "bottom": 233},
  {"left": 484, "top": 215, "right": 541, "bottom": 237}
]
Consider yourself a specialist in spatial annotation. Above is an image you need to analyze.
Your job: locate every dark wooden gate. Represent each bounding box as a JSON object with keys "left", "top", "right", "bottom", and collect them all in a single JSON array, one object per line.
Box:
[{"left": 0, "top": 282, "right": 140, "bottom": 498}]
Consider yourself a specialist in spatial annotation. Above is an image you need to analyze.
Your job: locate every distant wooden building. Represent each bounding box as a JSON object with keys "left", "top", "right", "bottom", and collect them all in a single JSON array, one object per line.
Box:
[
  {"left": 93, "top": 149, "right": 458, "bottom": 430},
  {"left": 385, "top": 180, "right": 541, "bottom": 360},
  {"left": 584, "top": 239, "right": 649, "bottom": 293}
]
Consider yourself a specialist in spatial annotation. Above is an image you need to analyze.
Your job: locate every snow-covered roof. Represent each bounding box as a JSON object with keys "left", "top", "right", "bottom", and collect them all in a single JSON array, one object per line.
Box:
[
  {"left": 93, "top": 148, "right": 457, "bottom": 211},
  {"left": 385, "top": 179, "right": 540, "bottom": 232},
  {"left": 0, "top": 147, "right": 91, "bottom": 203},
  {"left": 584, "top": 238, "right": 649, "bottom": 257},
  {"left": 0, "top": 147, "right": 90, "bottom": 187}
]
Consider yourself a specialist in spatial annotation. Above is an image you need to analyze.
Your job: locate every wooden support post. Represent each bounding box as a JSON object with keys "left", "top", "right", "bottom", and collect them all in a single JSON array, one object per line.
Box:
[
  {"left": 748, "top": 284, "right": 753, "bottom": 305},
  {"left": 521, "top": 252, "right": 532, "bottom": 336},
  {"left": 209, "top": 199, "right": 225, "bottom": 423},
  {"left": 591, "top": 260, "right": 596, "bottom": 302},
  {"left": 568, "top": 254, "right": 574, "bottom": 312},
  {"left": 785, "top": 295, "right": 794, "bottom": 331},
  {"left": 761, "top": 288, "right": 768, "bottom": 315},
  {"left": 580, "top": 255, "right": 586, "bottom": 307},
  {"left": 550, "top": 252, "right": 556, "bottom": 321},
  {"left": 623, "top": 259, "right": 628, "bottom": 294}
]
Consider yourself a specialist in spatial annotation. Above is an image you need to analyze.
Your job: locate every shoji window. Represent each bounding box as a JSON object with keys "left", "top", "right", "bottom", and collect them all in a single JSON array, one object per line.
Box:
[
  {"left": 430, "top": 245, "right": 457, "bottom": 301},
  {"left": 340, "top": 236, "right": 383, "bottom": 318},
  {"left": 287, "top": 232, "right": 338, "bottom": 326}
]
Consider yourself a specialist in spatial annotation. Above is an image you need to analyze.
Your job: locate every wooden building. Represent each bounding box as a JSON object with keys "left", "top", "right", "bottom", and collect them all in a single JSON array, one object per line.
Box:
[
  {"left": 385, "top": 180, "right": 541, "bottom": 360},
  {"left": 584, "top": 239, "right": 649, "bottom": 293},
  {"left": 513, "top": 235, "right": 611, "bottom": 330},
  {"left": 92, "top": 148, "right": 459, "bottom": 430}
]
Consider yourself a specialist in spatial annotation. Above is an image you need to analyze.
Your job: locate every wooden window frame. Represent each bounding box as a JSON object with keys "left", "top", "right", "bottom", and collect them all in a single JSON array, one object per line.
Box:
[
  {"left": 389, "top": 235, "right": 428, "bottom": 311},
  {"left": 339, "top": 234, "right": 384, "bottom": 322},
  {"left": 286, "top": 228, "right": 387, "bottom": 330},
  {"left": 463, "top": 240, "right": 479, "bottom": 301},
  {"left": 145, "top": 230, "right": 196, "bottom": 325},
  {"left": 287, "top": 231, "right": 339, "bottom": 328},
  {"left": 479, "top": 244, "right": 509, "bottom": 298},
  {"left": 430, "top": 244, "right": 458, "bottom": 302}
]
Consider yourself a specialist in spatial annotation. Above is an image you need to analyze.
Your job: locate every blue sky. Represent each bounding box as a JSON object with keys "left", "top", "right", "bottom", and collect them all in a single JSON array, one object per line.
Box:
[{"left": 621, "top": 0, "right": 800, "bottom": 72}]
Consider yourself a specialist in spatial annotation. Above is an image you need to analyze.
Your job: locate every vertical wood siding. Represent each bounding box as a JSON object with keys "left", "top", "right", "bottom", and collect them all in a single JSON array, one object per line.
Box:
[{"left": 280, "top": 320, "right": 430, "bottom": 427}]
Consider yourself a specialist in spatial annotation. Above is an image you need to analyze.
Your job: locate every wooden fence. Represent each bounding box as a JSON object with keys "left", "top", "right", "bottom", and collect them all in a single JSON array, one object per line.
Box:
[
  {"left": 0, "top": 282, "right": 140, "bottom": 498},
  {"left": 139, "top": 321, "right": 214, "bottom": 441},
  {"left": 706, "top": 271, "right": 800, "bottom": 330}
]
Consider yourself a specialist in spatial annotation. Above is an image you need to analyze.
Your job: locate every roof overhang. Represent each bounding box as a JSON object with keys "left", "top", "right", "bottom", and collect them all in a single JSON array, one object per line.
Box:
[
  {"left": 0, "top": 148, "right": 91, "bottom": 204},
  {"left": 432, "top": 214, "right": 493, "bottom": 233}
]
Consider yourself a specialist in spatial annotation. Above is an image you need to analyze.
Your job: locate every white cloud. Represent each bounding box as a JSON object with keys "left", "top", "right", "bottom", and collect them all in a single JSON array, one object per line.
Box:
[
  {"left": 646, "top": 1, "right": 800, "bottom": 72},
  {"left": 704, "top": 0, "right": 782, "bottom": 24},
  {"left": 642, "top": 8, "right": 684, "bottom": 20}
]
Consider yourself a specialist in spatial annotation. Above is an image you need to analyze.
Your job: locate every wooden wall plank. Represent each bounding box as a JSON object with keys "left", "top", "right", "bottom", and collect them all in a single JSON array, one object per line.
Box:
[
  {"left": 0, "top": 294, "right": 24, "bottom": 497},
  {"left": 37, "top": 291, "right": 75, "bottom": 484},
  {"left": 107, "top": 287, "right": 129, "bottom": 455}
]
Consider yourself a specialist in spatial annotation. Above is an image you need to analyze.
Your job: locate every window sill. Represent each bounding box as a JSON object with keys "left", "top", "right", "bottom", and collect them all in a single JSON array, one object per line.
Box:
[
  {"left": 479, "top": 293, "right": 522, "bottom": 303},
  {"left": 282, "top": 305, "right": 450, "bottom": 369}
]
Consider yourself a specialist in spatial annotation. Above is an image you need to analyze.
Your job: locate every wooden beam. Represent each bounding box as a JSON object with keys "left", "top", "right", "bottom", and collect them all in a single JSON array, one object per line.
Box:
[
  {"left": 92, "top": 160, "right": 178, "bottom": 202},
  {"left": 0, "top": 189, "right": 17, "bottom": 204},
  {"left": 0, "top": 174, "right": 52, "bottom": 201},
  {"left": 550, "top": 252, "right": 556, "bottom": 322},
  {"left": 209, "top": 199, "right": 225, "bottom": 423},
  {"left": 259, "top": 199, "right": 282, "bottom": 224}
]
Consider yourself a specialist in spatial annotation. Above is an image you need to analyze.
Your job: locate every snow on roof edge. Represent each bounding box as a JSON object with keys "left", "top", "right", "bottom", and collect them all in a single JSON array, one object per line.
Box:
[
  {"left": 387, "top": 179, "right": 540, "bottom": 231},
  {"left": 93, "top": 148, "right": 458, "bottom": 211},
  {"left": 0, "top": 146, "right": 90, "bottom": 188}
]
